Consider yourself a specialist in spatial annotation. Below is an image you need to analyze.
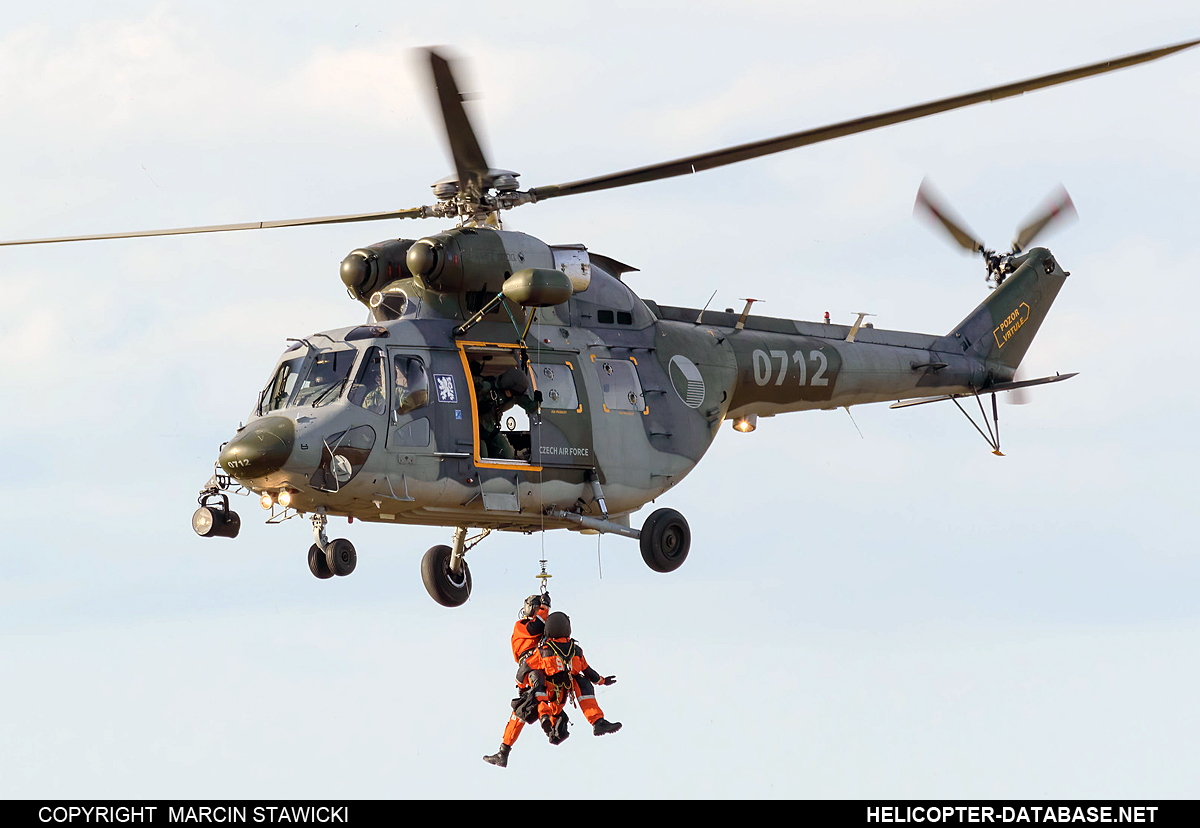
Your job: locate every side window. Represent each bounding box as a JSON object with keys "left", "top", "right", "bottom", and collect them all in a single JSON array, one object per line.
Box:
[
  {"left": 260, "top": 356, "right": 304, "bottom": 413},
  {"left": 536, "top": 362, "right": 580, "bottom": 411},
  {"left": 393, "top": 355, "right": 430, "bottom": 416},
  {"left": 593, "top": 357, "right": 646, "bottom": 413},
  {"left": 348, "top": 347, "right": 387, "bottom": 415}
]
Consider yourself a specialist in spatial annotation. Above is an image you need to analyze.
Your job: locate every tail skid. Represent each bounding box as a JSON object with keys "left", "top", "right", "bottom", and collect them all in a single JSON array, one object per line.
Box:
[{"left": 890, "top": 372, "right": 1078, "bottom": 454}]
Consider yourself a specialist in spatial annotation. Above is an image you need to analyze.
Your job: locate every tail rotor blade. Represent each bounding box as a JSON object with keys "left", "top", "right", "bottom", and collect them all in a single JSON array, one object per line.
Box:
[
  {"left": 914, "top": 178, "right": 986, "bottom": 255},
  {"left": 1007, "top": 386, "right": 1031, "bottom": 405},
  {"left": 1007, "top": 368, "right": 1030, "bottom": 405},
  {"left": 1012, "top": 185, "right": 1077, "bottom": 253}
]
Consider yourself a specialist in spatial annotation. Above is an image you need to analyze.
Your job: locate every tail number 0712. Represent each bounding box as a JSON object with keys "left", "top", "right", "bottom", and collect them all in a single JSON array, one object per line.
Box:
[{"left": 752, "top": 349, "right": 830, "bottom": 387}]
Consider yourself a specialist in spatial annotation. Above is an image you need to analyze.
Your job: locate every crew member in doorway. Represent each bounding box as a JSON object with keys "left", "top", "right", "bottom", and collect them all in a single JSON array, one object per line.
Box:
[
  {"left": 483, "top": 593, "right": 551, "bottom": 768},
  {"left": 473, "top": 365, "right": 541, "bottom": 460},
  {"left": 527, "top": 611, "right": 621, "bottom": 745}
]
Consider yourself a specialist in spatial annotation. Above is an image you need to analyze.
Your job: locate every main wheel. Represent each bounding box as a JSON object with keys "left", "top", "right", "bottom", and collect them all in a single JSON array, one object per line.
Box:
[
  {"left": 308, "top": 544, "right": 334, "bottom": 579},
  {"left": 639, "top": 508, "right": 691, "bottom": 573},
  {"left": 325, "top": 538, "right": 357, "bottom": 577},
  {"left": 421, "top": 544, "right": 472, "bottom": 607}
]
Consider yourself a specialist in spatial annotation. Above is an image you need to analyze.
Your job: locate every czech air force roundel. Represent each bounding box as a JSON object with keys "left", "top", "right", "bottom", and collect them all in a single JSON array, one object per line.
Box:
[{"left": 668, "top": 355, "right": 705, "bottom": 409}]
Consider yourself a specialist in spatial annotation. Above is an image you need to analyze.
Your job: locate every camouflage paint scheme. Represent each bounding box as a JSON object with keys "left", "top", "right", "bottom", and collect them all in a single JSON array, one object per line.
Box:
[{"left": 218, "top": 228, "right": 1067, "bottom": 533}]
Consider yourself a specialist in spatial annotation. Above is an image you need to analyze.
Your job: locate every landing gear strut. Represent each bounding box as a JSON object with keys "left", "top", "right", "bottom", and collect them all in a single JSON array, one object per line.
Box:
[
  {"left": 308, "top": 513, "right": 356, "bottom": 579},
  {"left": 421, "top": 526, "right": 490, "bottom": 607},
  {"left": 546, "top": 505, "right": 692, "bottom": 574}
]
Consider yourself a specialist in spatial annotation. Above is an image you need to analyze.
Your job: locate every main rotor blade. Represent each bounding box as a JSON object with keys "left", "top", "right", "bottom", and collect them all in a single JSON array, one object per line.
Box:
[
  {"left": 0, "top": 208, "right": 431, "bottom": 247},
  {"left": 914, "top": 178, "right": 985, "bottom": 254},
  {"left": 428, "top": 49, "right": 490, "bottom": 201},
  {"left": 528, "top": 38, "right": 1200, "bottom": 202},
  {"left": 1012, "top": 186, "right": 1077, "bottom": 253}
]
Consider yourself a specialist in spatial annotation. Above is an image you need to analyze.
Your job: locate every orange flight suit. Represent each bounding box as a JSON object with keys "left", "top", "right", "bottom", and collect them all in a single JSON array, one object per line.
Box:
[
  {"left": 526, "top": 636, "right": 611, "bottom": 728},
  {"left": 500, "top": 603, "right": 549, "bottom": 748}
]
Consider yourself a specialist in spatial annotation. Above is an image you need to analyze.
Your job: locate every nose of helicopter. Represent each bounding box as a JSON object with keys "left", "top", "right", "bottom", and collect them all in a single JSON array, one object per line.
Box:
[{"left": 219, "top": 416, "right": 296, "bottom": 481}]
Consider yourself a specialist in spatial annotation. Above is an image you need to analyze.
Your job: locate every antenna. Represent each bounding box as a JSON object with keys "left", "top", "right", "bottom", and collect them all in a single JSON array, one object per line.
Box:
[{"left": 694, "top": 290, "right": 718, "bottom": 324}]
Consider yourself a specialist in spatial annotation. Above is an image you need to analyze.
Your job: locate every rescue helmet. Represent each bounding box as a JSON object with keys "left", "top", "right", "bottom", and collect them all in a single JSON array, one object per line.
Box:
[
  {"left": 498, "top": 368, "right": 530, "bottom": 395},
  {"left": 520, "top": 594, "right": 542, "bottom": 619},
  {"left": 544, "top": 611, "right": 571, "bottom": 640}
]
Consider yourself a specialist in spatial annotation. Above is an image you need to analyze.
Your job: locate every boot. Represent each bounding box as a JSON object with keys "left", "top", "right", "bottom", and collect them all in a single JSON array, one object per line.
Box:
[
  {"left": 555, "top": 714, "right": 570, "bottom": 744},
  {"left": 482, "top": 743, "right": 511, "bottom": 768},
  {"left": 593, "top": 718, "right": 622, "bottom": 736},
  {"left": 542, "top": 714, "right": 559, "bottom": 744}
]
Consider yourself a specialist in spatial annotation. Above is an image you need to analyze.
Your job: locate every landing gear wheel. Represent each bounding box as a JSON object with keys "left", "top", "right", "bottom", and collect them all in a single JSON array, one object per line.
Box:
[
  {"left": 308, "top": 544, "right": 333, "bottom": 579},
  {"left": 325, "top": 538, "right": 357, "bottom": 577},
  {"left": 640, "top": 508, "right": 690, "bottom": 573},
  {"left": 421, "top": 544, "right": 472, "bottom": 607}
]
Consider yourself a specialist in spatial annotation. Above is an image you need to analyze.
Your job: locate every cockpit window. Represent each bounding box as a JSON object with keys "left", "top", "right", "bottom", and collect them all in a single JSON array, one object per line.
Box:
[
  {"left": 393, "top": 355, "right": 430, "bottom": 416},
  {"left": 348, "top": 347, "right": 387, "bottom": 415},
  {"left": 345, "top": 325, "right": 389, "bottom": 341},
  {"left": 261, "top": 356, "right": 304, "bottom": 414},
  {"left": 292, "top": 348, "right": 356, "bottom": 407}
]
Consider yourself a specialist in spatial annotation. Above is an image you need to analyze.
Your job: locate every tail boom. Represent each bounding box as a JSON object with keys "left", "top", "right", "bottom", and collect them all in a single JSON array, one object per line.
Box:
[{"left": 655, "top": 248, "right": 1069, "bottom": 421}]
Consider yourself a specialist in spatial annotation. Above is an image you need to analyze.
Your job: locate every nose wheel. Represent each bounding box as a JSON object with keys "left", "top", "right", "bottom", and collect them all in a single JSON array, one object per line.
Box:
[
  {"left": 307, "top": 513, "right": 357, "bottom": 579},
  {"left": 308, "top": 544, "right": 334, "bottom": 579}
]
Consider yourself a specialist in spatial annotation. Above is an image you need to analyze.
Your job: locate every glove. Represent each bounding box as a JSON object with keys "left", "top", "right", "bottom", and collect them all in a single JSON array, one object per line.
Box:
[
  {"left": 541, "top": 591, "right": 551, "bottom": 608},
  {"left": 601, "top": 675, "right": 617, "bottom": 686},
  {"left": 534, "top": 390, "right": 543, "bottom": 404}
]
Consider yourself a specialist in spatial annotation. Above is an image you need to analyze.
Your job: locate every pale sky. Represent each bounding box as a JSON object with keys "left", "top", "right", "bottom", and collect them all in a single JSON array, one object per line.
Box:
[{"left": 2, "top": 0, "right": 1198, "bottom": 798}]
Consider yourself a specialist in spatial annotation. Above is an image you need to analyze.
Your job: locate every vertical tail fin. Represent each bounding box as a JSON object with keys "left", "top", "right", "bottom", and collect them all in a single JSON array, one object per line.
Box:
[{"left": 947, "top": 248, "right": 1068, "bottom": 371}]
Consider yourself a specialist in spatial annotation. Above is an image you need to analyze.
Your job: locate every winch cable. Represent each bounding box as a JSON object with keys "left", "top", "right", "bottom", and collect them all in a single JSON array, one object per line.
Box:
[{"left": 531, "top": 309, "right": 551, "bottom": 595}]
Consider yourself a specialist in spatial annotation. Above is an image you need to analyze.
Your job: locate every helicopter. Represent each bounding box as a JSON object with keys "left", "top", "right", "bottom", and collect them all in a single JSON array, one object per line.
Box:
[{"left": 3, "top": 41, "right": 1196, "bottom": 607}]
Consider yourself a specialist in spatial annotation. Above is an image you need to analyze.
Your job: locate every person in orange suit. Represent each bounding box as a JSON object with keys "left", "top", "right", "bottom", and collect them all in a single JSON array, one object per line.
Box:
[
  {"left": 483, "top": 593, "right": 551, "bottom": 768},
  {"left": 528, "top": 611, "right": 621, "bottom": 745}
]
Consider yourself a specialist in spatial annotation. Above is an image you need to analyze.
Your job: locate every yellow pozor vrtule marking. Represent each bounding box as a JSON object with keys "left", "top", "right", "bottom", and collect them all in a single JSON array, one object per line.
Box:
[{"left": 993, "top": 303, "right": 1030, "bottom": 350}]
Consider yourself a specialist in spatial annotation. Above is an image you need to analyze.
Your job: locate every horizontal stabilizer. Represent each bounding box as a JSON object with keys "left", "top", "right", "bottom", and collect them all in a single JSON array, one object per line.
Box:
[
  {"left": 889, "top": 395, "right": 956, "bottom": 409},
  {"left": 889, "top": 372, "right": 1077, "bottom": 409},
  {"left": 984, "top": 372, "right": 1078, "bottom": 394}
]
